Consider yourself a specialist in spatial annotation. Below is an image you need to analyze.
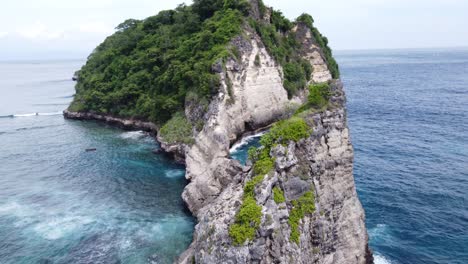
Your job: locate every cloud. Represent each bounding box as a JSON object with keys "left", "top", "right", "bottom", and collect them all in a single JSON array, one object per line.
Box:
[
  {"left": 78, "top": 22, "right": 114, "bottom": 35},
  {"left": 17, "top": 21, "right": 63, "bottom": 40}
]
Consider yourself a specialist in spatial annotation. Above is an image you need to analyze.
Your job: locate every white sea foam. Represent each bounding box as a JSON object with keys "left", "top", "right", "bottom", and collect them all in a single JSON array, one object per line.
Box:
[
  {"left": 0, "top": 202, "right": 22, "bottom": 214},
  {"left": 369, "top": 223, "right": 388, "bottom": 237},
  {"left": 120, "top": 130, "right": 146, "bottom": 140},
  {"left": 165, "top": 169, "right": 185, "bottom": 178},
  {"left": 39, "top": 111, "right": 63, "bottom": 116},
  {"left": 374, "top": 254, "right": 393, "bottom": 264},
  {"left": 13, "top": 113, "right": 37, "bottom": 117},
  {"left": 33, "top": 216, "right": 93, "bottom": 240},
  {"left": 11, "top": 112, "right": 63, "bottom": 117},
  {"left": 229, "top": 131, "right": 266, "bottom": 153}
]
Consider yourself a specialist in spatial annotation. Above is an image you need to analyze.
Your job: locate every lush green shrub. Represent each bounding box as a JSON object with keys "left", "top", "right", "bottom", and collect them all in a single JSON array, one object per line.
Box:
[
  {"left": 159, "top": 112, "right": 194, "bottom": 144},
  {"left": 260, "top": 117, "right": 311, "bottom": 147},
  {"left": 295, "top": 82, "right": 331, "bottom": 114},
  {"left": 235, "top": 196, "right": 262, "bottom": 227},
  {"left": 296, "top": 13, "right": 314, "bottom": 29},
  {"left": 229, "top": 177, "right": 264, "bottom": 245},
  {"left": 271, "top": 10, "right": 293, "bottom": 32},
  {"left": 243, "top": 175, "right": 264, "bottom": 198},
  {"left": 247, "top": 146, "right": 259, "bottom": 161},
  {"left": 229, "top": 222, "right": 256, "bottom": 245},
  {"left": 308, "top": 82, "right": 331, "bottom": 108},
  {"left": 288, "top": 190, "right": 316, "bottom": 244},
  {"left": 273, "top": 186, "right": 285, "bottom": 204},
  {"left": 253, "top": 157, "right": 275, "bottom": 176}
]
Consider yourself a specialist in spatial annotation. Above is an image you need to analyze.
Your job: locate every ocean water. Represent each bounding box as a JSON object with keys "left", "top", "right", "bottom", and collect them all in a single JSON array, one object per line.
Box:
[
  {"left": 231, "top": 48, "right": 468, "bottom": 264},
  {"left": 2, "top": 48, "right": 467, "bottom": 264},
  {"left": 0, "top": 61, "right": 194, "bottom": 263}
]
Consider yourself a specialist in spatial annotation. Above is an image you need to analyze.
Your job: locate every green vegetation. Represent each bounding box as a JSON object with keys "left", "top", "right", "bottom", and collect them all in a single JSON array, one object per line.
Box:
[
  {"left": 308, "top": 82, "right": 331, "bottom": 108},
  {"left": 230, "top": 114, "right": 311, "bottom": 245},
  {"left": 70, "top": 0, "right": 339, "bottom": 146},
  {"left": 253, "top": 156, "right": 275, "bottom": 176},
  {"left": 159, "top": 112, "right": 194, "bottom": 144},
  {"left": 230, "top": 116, "right": 311, "bottom": 244},
  {"left": 71, "top": 1, "right": 248, "bottom": 124},
  {"left": 296, "top": 82, "right": 331, "bottom": 114},
  {"left": 273, "top": 186, "right": 285, "bottom": 204},
  {"left": 244, "top": 175, "right": 264, "bottom": 198},
  {"left": 229, "top": 175, "right": 264, "bottom": 245},
  {"left": 296, "top": 13, "right": 340, "bottom": 79},
  {"left": 260, "top": 117, "right": 311, "bottom": 147},
  {"left": 288, "top": 190, "right": 316, "bottom": 244},
  {"left": 229, "top": 197, "right": 262, "bottom": 245}
]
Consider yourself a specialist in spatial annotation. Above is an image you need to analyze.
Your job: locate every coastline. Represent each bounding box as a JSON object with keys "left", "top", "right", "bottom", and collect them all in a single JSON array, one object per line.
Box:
[{"left": 63, "top": 110, "right": 159, "bottom": 133}]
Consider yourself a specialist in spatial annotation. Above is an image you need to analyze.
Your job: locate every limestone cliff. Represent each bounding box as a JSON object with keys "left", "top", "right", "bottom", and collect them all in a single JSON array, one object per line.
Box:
[{"left": 64, "top": 1, "right": 372, "bottom": 263}]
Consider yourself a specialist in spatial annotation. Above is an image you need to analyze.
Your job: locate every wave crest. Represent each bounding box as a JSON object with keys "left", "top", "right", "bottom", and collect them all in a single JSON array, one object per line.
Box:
[{"left": 0, "top": 112, "right": 63, "bottom": 118}]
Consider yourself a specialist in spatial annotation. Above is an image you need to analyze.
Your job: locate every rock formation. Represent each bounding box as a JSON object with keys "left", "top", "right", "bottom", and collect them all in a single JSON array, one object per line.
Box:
[{"left": 64, "top": 1, "right": 372, "bottom": 263}]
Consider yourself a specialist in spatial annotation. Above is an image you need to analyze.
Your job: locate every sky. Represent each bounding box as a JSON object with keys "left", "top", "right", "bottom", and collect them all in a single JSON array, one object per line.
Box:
[{"left": 0, "top": 0, "right": 467, "bottom": 60}]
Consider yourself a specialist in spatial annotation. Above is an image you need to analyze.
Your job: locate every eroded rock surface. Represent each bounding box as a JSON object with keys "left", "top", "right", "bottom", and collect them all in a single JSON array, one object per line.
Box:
[
  {"left": 182, "top": 28, "right": 305, "bottom": 215},
  {"left": 179, "top": 81, "right": 373, "bottom": 264}
]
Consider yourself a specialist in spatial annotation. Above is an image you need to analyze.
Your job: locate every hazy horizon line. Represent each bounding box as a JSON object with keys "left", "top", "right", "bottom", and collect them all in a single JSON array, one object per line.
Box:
[{"left": 1, "top": 45, "right": 467, "bottom": 62}]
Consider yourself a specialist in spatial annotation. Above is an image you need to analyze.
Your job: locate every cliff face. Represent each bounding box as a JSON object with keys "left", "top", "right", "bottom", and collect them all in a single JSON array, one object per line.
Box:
[
  {"left": 178, "top": 79, "right": 372, "bottom": 264},
  {"left": 182, "top": 28, "right": 302, "bottom": 215}
]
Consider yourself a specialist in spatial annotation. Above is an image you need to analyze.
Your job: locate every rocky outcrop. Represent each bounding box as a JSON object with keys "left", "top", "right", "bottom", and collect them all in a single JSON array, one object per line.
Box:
[
  {"left": 179, "top": 81, "right": 372, "bottom": 264},
  {"left": 294, "top": 23, "right": 333, "bottom": 83}
]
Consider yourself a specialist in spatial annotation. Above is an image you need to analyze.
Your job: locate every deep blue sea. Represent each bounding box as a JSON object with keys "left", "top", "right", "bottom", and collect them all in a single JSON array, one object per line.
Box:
[
  {"left": 1, "top": 49, "right": 467, "bottom": 264},
  {"left": 0, "top": 61, "right": 194, "bottom": 263}
]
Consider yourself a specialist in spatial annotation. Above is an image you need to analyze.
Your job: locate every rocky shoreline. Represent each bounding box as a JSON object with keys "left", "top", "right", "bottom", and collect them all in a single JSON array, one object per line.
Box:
[
  {"left": 63, "top": 110, "right": 158, "bottom": 133},
  {"left": 63, "top": 110, "right": 190, "bottom": 163}
]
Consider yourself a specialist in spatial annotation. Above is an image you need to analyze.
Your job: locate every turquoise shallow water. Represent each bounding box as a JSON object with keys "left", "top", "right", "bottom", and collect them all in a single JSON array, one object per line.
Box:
[{"left": 0, "top": 61, "right": 194, "bottom": 264}]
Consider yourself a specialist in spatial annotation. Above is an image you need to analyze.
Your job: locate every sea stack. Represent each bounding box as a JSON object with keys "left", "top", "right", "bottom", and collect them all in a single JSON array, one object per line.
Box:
[{"left": 65, "top": 0, "right": 373, "bottom": 263}]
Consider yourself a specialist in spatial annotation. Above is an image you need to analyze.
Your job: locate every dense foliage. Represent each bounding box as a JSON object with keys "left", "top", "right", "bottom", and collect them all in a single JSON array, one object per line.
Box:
[
  {"left": 229, "top": 175, "right": 264, "bottom": 245},
  {"left": 288, "top": 190, "right": 316, "bottom": 244},
  {"left": 70, "top": 1, "right": 247, "bottom": 124},
  {"left": 260, "top": 117, "right": 311, "bottom": 146},
  {"left": 159, "top": 112, "right": 194, "bottom": 144},
  {"left": 296, "top": 82, "right": 331, "bottom": 114}
]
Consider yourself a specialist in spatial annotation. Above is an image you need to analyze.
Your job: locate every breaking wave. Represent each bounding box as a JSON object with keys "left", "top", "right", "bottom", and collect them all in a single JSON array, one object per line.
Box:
[
  {"left": 229, "top": 131, "right": 266, "bottom": 153},
  {"left": 0, "top": 112, "right": 63, "bottom": 118},
  {"left": 374, "top": 254, "right": 393, "bottom": 264}
]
